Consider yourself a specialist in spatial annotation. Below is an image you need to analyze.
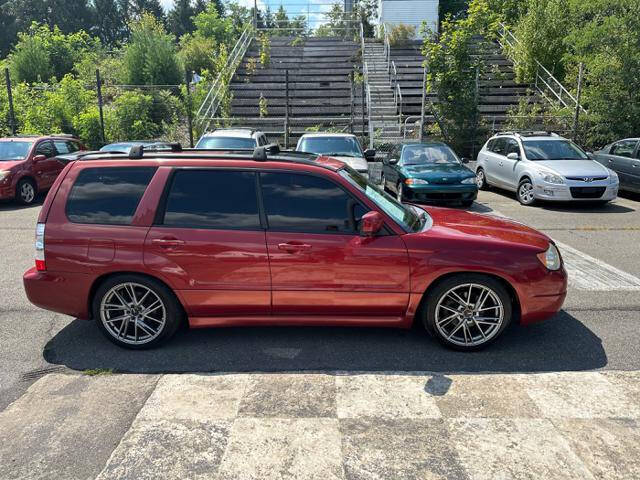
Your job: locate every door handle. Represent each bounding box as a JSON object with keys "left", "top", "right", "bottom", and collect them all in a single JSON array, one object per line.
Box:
[
  {"left": 278, "top": 242, "right": 312, "bottom": 253},
  {"left": 152, "top": 237, "right": 185, "bottom": 248}
]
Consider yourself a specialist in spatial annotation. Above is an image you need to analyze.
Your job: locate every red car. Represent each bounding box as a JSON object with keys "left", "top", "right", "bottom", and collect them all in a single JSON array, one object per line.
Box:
[
  {"left": 23, "top": 149, "right": 567, "bottom": 351},
  {"left": 0, "top": 135, "right": 85, "bottom": 205}
]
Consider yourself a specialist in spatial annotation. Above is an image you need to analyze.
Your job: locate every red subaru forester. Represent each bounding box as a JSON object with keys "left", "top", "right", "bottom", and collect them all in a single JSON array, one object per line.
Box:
[{"left": 23, "top": 148, "right": 567, "bottom": 351}]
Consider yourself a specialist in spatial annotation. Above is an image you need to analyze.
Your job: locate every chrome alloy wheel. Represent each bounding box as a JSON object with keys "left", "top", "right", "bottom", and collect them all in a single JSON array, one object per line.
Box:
[
  {"left": 476, "top": 169, "right": 485, "bottom": 189},
  {"left": 99, "top": 282, "right": 166, "bottom": 345},
  {"left": 434, "top": 283, "right": 504, "bottom": 347},
  {"left": 20, "top": 182, "right": 35, "bottom": 203},
  {"left": 518, "top": 181, "right": 535, "bottom": 204}
]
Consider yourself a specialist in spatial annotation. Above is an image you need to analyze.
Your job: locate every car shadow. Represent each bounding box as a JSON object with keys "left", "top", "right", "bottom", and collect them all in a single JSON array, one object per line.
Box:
[
  {"left": 0, "top": 194, "right": 45, "bottom": 211},
  {"left": 43, "top": 310, "right": 606, "bottom": 374},
  {"left": 618, "top": 190, "right": 640, "bottom": 203}
]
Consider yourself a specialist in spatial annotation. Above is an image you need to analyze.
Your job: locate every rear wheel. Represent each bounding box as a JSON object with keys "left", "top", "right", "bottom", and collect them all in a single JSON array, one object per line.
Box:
[
  {"left": 517, "top": 178, "right": 536, "bottom": 206},
  {"left": 92, "top": 274, "right": 182, "bottom": 349},
  {"left": 423, "top": 274, "right": 512, "bottom": 351},
  {"left": 16, "top": 178, "right": 37, "bottom": 205}
]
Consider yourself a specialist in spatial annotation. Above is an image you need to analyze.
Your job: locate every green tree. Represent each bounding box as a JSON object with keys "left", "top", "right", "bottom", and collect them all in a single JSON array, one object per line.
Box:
[
  {"left": 167, "top": 0, "right": 196, "bottom": 38},
  {"left": 8, "top": 33, "right": 51, "bottom": 83},
  {"left": 123, "top": 13, "right": 182, "bottom": 85},
  {"left": 192, "top": 2, "right": 233, "bottom": 44},
  {"left": 0, "top": 2, "right": 18, "bottom": 57},
  {"left": 178, "top": 33, "right": 217, "bottom": 74},
  {"left": 92, "top": 0, "right": 129, "bottom": 46},
  {"left": 129, "top": 0, "right": 165, "bottom": 21}
]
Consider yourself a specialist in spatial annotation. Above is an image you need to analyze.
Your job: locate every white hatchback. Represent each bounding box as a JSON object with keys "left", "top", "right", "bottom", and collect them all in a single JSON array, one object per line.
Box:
[
  {"left": 295, "top": 133, "right": 375, "bottom": 179},
  {"left": 475, "top": 132, "right": 619, "bottom": 205}
]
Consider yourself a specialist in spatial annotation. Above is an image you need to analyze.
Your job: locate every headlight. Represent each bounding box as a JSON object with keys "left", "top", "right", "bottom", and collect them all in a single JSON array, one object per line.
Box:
[
  {"left": 461, "top": 177, "right": 476, "bottom": 184},
  {"left": 608, "top": 169, "right": 619, "bottom": 185},
  {"left": 0, "top": 171, "right": 11, "bottom": 182},
  {"left": 537, "top": 243, "right": 562, "bottom": 271},
  {"left": 405, "top": 178, "right": 429, "bottom": 185},
  {"left": 539, "top": 171, "right": 564, "bottom": 184}
]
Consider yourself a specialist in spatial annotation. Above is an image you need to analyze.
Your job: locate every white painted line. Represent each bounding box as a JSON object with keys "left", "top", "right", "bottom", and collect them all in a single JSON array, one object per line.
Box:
[{"left": 481, "top": 208, "right": 640, "bottom": 291}]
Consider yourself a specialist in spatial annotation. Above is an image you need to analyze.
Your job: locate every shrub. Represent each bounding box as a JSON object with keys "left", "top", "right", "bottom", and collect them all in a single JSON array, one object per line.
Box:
[{"left": 388, "top": 24, "right": 416, "bottom": 46}]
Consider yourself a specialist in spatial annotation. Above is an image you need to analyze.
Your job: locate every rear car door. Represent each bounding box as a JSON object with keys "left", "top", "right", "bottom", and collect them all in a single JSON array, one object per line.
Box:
[
  {"left": 144, "top": 169, "right": 271, "bottom": 318},
  {"left": 484, "top": 138, "right": 505, "bottom": 185},
  {"left": 498, "top": 138, "right": 521, "bottom": 189},
  {"left": 260, "top": 170, "right": 410, "bottom": 319}
]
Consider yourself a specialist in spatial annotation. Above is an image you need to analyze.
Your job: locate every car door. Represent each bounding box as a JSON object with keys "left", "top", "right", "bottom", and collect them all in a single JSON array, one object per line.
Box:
[
  {"left": 260, "top": 170, "right": 410, "bottom": 319},
  {"left": 483, "top": 138, "right": 505, "bottom": 186},
  {"left": 144, "top": 169, "right": 271, "bottom": 318},
  {"left": 608, "top": 140, "right": 638, "bottom": 191},
  {"left": 632, "top": 143, "right": 640, "bottom": 192},
  {"left": 497, "top": 138, "right": 521, "bottom": 190},
  {"left": 32, "top": 140, "right": 61, "bottom": 190}
]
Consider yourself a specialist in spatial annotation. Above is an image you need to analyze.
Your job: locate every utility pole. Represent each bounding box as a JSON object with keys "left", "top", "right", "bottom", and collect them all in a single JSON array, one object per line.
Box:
[
  {"left": 5, "top": 68, "right": 16, "bottom": 135},
  {"left": 96, "top": 69, "right": 105, "bottom": 145},
  {"left": 185, "top": 70, "right": 194, "bottom": 148},
  {"left": 572, "top": 62, "right": 584, "bottom": 141}
]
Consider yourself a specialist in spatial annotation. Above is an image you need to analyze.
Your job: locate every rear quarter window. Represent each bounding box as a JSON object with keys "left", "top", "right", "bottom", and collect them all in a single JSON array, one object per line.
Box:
[{"left": 66, "top": 167, "right": 156, "bottom": 225}]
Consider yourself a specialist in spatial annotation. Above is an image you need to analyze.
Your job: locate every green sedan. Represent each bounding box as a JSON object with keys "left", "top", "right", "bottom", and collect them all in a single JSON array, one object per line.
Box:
[{"left": 382, "top": 141, "right": 478, "bottom": 207}]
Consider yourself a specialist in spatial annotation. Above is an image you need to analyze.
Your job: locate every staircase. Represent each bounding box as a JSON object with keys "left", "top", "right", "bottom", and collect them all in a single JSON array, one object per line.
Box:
[{"left": 363, "top": 42, "right": 402, "bottom": 141}]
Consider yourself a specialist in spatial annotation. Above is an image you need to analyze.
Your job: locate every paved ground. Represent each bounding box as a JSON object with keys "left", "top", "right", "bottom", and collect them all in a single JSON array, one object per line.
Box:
[{"left": 0, "top": 188, "right": 639, "bottom": 479}]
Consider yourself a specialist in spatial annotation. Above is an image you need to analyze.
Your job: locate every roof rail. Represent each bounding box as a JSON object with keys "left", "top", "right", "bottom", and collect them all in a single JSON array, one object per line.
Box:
[{"left": 495, "top": 130, "right": 558, "bottom": 137}]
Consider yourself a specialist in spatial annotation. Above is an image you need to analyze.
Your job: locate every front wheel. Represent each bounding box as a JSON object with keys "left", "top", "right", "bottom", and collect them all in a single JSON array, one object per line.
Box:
[
  {"left": 517, "top": 179, "right": 536, "bottom": 206},
  {"left": 476, "top": 168, "right": 489, "bottom": 190},
  {"left": 16, "top": 178, "right": 37, "bottom": 205},
  {"left": 423, "top": 274, "right": 513, "bottom": 351},
  {"left": 92, "top": 274, "right": 183, "bottom": 349}
]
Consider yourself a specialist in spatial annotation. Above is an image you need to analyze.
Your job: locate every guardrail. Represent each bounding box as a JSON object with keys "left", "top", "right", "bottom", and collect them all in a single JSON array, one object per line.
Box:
[
  {"left": 497, "top": 22, "right": 587, "bottom": 115},
  {"left": 195, "top": 26, "right": 254, "bottom": 131}
]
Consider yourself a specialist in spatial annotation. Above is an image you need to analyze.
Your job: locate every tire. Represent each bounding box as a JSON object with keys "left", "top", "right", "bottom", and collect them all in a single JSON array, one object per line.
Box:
[
  {"left": 423, "top": 274, "right": 513, "bottom": 351},
  {"left": 476, "top": 168, "right": 489, "bottom": 190},
  {"left": 92, "top": 274, "right": 183, "bottom": 349},
  {"left": 16, "top": 178, "right": 37, "bottom": 205},
  {"left": 517, "top": 178, "right": 536, "bottom": 206},
  {"left": 397, "top": 182, "right": 404, "bottom": 202}
]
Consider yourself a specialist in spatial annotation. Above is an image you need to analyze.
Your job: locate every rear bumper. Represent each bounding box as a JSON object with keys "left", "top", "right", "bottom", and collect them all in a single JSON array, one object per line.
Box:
[
  {"left": 23, "top": 267, "right": 93, "bottom": 319},
  {"left": 404, "top": 184, "right": 478, "bottom": 203}
]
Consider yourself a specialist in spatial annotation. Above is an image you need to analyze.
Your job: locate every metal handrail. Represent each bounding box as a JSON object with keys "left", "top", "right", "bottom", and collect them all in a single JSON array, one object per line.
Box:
[
  {"left": 382, "top": 23, "right": 391, "bottom": 73},
  {"left": 196, "top": 26, "right": 254, "bottom": 130},
  {"left": 361, "top": 22, "right": 374, "bottom": 148},
  {"left": 395, "top": 83, "right": 403, "bottom": 124},
  {"left": 497, "top": 22, "right": 586, "bottom": 114}
]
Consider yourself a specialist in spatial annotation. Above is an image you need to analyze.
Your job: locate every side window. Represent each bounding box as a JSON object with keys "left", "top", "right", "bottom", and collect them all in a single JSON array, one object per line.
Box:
[
  {"left": 35, "top": 141, "right": 55, "bottom": 158},
  {"left": 506, "top": 139, "right": 520, "bottom": 156},
  {"left": 162, "top": 170, "right": 260, "bottom": 230},
  {"left": 260, "top": 172, "right": 367, "bottom": 234},
  {"left": 53, "top": 141, "right": 70, "bottom": 154},
  {"left": 486, "top": 139, "right": 496, "bottom": 152},
  {"left": 611, "top": 140, "right": 637, "bottom": 158},
  {"left": 492, "top": 138, "right": 507, "bottom": 155},
  {"left": 66, "top": 167, "right": 156, "bottom": 224},
  {"left": 66, "top": 141, "right": 80, "bottom": 153}
]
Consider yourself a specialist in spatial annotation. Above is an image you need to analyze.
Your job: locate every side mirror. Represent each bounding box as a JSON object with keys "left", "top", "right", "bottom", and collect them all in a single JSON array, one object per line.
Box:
[
  {"left": 388, "top": 157, "right": 398, "bottom": 165},
  {"left": 32, "top": 154, "right": 46, "bottom": 162},
  {"left": 363, "top": 149, "right": 376, "bottom": 161},
  {"left": 461, "top": 157, "right": 470, "bottom": 164},
  {"left": 360, "top": 211, "right": 384, "bottom": 237},
  {"left": 506, "top": 152, "right": 519, "bottom": 160}
]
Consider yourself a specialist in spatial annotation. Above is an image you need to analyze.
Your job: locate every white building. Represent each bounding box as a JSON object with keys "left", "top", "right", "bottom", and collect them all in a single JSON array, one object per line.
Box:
[{"left": 378, "top": 0, "right": 439, "bottom": 37}]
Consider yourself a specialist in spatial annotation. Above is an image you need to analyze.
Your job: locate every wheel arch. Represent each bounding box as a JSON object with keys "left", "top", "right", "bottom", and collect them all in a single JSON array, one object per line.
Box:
[
  {"left": 16, "top": 175, "right": 38, "bottom": 190},
  {"left": 87, "top": 271, "right": 188, "bottom": 321},
  {"left": 412, "top": 271, "right": 522, "bottom": 328}
]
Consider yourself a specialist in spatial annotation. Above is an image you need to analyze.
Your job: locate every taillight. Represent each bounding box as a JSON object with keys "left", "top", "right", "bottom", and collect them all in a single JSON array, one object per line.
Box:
[{"left": 35, "top": 223, "right": 46, "bottom": 271}]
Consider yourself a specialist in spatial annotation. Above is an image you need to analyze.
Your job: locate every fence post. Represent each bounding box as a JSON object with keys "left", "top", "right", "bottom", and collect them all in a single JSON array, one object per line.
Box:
[
  {"left": 184, "top": 70, "right": 194, "bottom": 147},
  {"left": 349, "top": 72, "right": 354, "bottom": 134},
  {"left": 5, "top": 68, "right": 16, "bottom": 135},
  {"left": 419, "top": 65, "right": 427, "bottom": 142},
  {"left": 284, "top": 69, "right": 289, "bottom": 149},
  {"left": 95, "top": 69, "right": 105, "bottom": 145},
  {"left": 572, "top": 62, "right": 584, "bottom": 141}
]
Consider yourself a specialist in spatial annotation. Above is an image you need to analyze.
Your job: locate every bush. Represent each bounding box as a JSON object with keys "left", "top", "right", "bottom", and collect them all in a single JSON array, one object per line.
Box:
[
  {"left": 388, "top": 24, "right": 416, "bottom": 46},
  {"left": 9, "top": 34, "right": 51, "bottom": 83},
  {"left": 108, "top": 90, "right": 158, "bottom": 141},
  {"left": 74, "top": 107, "right": 106, "bottom": 149}
]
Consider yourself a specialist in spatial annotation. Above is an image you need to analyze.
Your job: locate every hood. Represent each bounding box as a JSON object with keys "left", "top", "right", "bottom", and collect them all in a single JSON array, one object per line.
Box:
[
  {"left": 423, "top": 206, "right": 549, "bottom": 251},
  {"left": 535, "top": 159, "right": 609, "bottom": 177},
  {"left": 0, "top": 160, "right": 24, "bottom": 171},
  {"left": 402, "top": 163, "right": 475, "bottom": 183},
  {"left": 332, "top": 156, "right": 368, "bottom": 172}
]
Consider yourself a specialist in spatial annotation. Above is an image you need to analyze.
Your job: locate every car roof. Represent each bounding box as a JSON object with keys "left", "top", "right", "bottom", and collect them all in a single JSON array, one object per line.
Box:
[
  {"left": 399, "top": 141, "right": 448, "bottom": 147},
  {"left": 0, "top": 135, "right": 78, "bottom": 142},
  {"left": 201, "top": 129, "right": 259, "bottom": 138},
  {"left": 298, "top": 133, "right": 355, "bottom": 138}
]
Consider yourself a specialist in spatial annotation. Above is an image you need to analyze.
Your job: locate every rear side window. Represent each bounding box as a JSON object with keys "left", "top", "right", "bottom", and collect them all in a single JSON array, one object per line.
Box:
[
  {"left": 66, "top": 167, "right": 156, "bottom": 224},
  {"left": 161, "top": 170, "right": 260, "bottom": 229},
  {"left": 260, "top": 172, "right": 364, "bottom": 234}
]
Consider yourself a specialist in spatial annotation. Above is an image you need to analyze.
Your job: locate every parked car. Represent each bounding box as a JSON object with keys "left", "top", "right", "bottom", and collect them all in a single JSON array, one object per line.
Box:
[
  {"left": 196, "top": 128, "right": 269, "bottom": 149},
  {"left": 0, "top": 134, "right": 85, "bottom": 205},
  {"left": 475, "top": 131, "right": 619, "bottom": 205},
  {"left": 23, "top": 147, "right": 567, "bottom": 351},
  {"left": 592, "top": 138, "right": 640, "bottom": 194},
  {"left": 296, "top": 133, "right": 375, "bottom": 179},
  {"left": 382, "top": 141, "right": 477, "bottom": 206}
]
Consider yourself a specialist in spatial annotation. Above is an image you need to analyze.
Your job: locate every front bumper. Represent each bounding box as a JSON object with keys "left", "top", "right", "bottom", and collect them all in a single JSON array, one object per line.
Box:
[
  {"left": 403, "top": 184, "right": 478, "bottom": 203},
  {"left": 533, "top": 181, "right": 618, "bottom": 201},
  {"left": 0, "top": 184, "right": 14, "bottom": 200},
  {"left": 519, "top": 266, "right": 568, "bottom": 325}
]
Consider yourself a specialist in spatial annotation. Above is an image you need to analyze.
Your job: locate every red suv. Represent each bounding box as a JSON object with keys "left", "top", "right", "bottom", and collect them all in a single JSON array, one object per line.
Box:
[
  {"left": 23, "top": 149, "right": 567, "bottom": 351},
  {"left": 0, "top": 135, "right": 85, "bottom": 205}
]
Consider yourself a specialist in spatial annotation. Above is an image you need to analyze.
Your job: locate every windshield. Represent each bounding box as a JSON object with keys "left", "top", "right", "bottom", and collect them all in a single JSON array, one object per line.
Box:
[
  {"left": 196, "top": 137, "right": 256, "bottom": 149},
  {"left": 0, "top": 141, "right": 33, "bottom": 160},
  {"left": 298, "top": 136, "right": 363, "bottom": 157},
  {"left": 402, "top": 144, "right": 460, "bottom": 165},
  {"left": 339, "top": 167, "right": 425, "bottom": 232},
  {"left": 522, "top": 140, "right": 589, "bottom": 160}
]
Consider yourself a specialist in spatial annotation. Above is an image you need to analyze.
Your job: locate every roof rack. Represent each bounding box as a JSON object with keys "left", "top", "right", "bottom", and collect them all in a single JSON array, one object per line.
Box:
[
  {"left": 202, "top": 127, "right": 257, "bottom": 135},
  {"left": 495, "top": 131, "right": 560, "bottom": 138}
]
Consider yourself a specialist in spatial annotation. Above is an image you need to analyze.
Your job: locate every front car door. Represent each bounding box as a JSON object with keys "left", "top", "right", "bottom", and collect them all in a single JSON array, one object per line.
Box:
[
  {"left": 483, "top": 138, "right": 505, "bottom": 186},
  {"left": 144, "top": 168, "right": 271, "bottom": 318},
  {"left": 498, "top": 138, "right": 521, "bottom": 190},
  {"left": 260, "top": 170, "right": 410, "bottom": 320},
  {"left": 608, "top": 140, "right": 639, "bottom": 191},
  {"left": 383, "top": 145, "right": 402, "bottom": 192},
  {"left": 32, "top": 140, "right": 61, "bottom": 190}
]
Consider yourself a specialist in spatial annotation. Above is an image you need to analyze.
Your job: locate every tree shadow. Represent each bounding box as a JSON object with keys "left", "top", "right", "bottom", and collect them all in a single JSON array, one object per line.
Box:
[{"left": 43, "top": 311, "right": 606, "bottom": 375}]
